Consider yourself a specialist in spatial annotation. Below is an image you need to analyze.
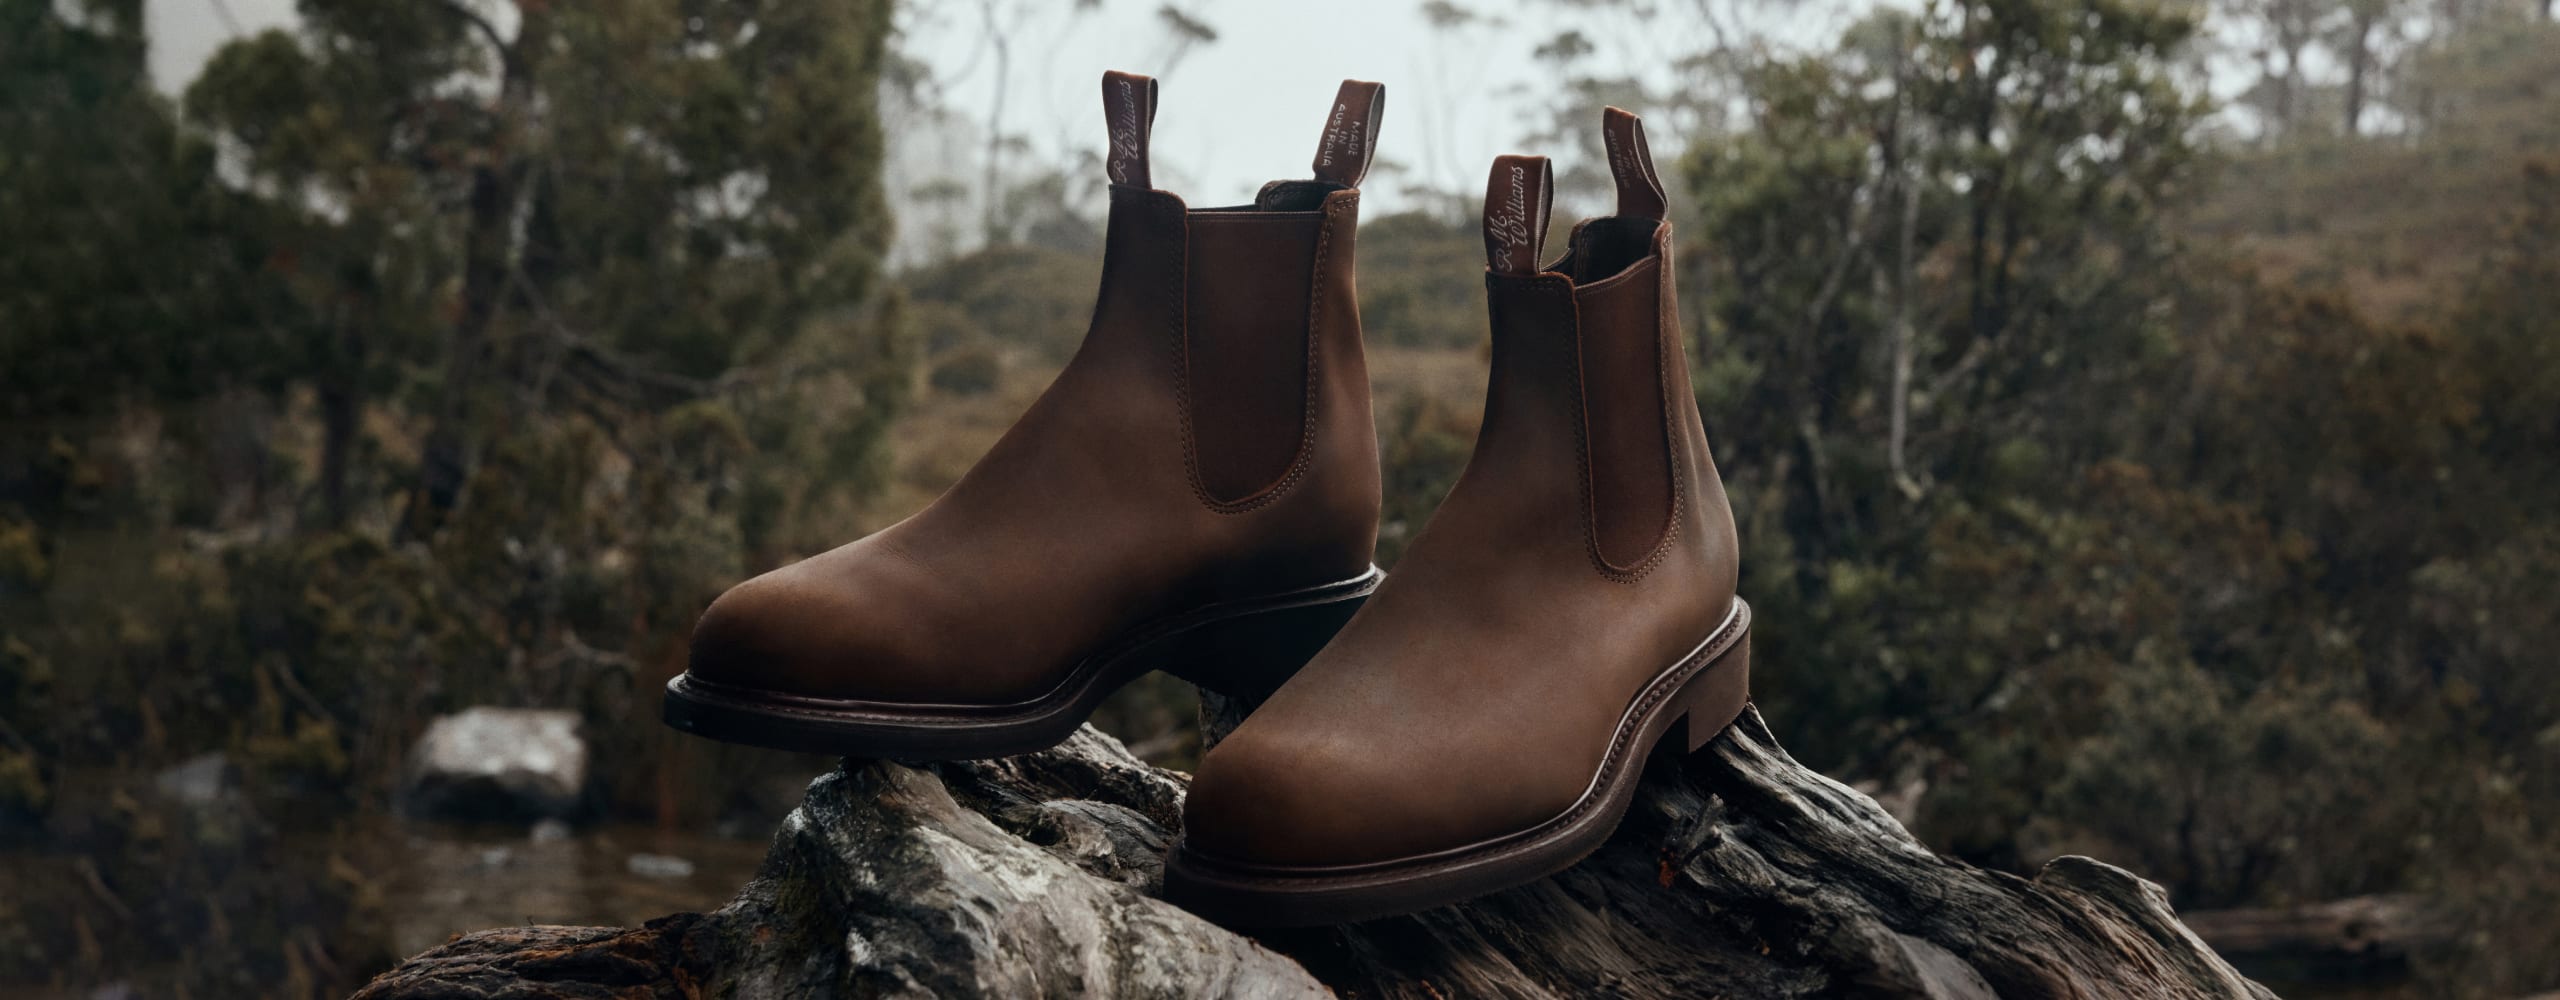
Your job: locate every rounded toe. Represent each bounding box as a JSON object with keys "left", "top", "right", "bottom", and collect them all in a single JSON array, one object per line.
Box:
[
  {"left": 685, "top": 569, "right": 852, "bottom": 695},
  {"left": 1183, "top": 727, "right": 1414, "bottom": 869},
  {"left": 680, "top": 549, "right": 1045, "bottom": 704},
  {"left": 686, "top": 553, "right": 960, "bottom": 700}
]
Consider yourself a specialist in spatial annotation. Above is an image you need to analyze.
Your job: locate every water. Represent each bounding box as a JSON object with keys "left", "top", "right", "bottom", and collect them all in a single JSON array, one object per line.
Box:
[{"left": 345, "top": 819, "right": 771, "bottom": 960}]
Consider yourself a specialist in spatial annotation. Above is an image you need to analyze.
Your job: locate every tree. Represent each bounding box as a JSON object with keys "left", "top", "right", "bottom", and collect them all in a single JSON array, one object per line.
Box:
[
  {"left": 1689, "top": 7, "right": 2560, "bottom": 971},
  {"left": 0, "top": 0, "right": 294, "bottom": 428},
  {"left": 186, "top": 0, "right": 902, "bottom": 545},
  {"left": 1690, "top": 0, "right": 2207, "bottom": 742},
  {"left": 2, "top": 3, "right": 911, "bottom": 993},
  {"left": 2337, "top": 0, "right": 2406, "bottom": 134},
  {"left": 1682, "top": 0, "right": 2412, "bottom": 901},
  {"left": 2233, "top": 0, "right": 2337, "bottom": 135}
]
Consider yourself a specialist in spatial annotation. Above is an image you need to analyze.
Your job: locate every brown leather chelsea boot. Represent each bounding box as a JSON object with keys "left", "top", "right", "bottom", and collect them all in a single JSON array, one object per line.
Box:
[
  {"left": 664, "top": 72, "right": 1388, "bottom": 759},
  {"left": 1164, "top": 108, "right": 1751, "bottom": 926}
]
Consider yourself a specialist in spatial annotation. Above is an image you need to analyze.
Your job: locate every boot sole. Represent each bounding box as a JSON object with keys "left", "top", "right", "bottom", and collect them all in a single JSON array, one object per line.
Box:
[
  {"left": 661, "top": 565, "right": 1384, "bottom": 759},
  {"left": 1160, "top": 597, "right": 1752, "bottom": 926}
]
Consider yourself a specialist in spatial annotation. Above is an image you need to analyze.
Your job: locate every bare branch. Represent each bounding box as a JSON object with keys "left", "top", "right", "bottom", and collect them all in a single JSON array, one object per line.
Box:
[{"left": 429, "top": 0, "right": 514, "bottom": 72}]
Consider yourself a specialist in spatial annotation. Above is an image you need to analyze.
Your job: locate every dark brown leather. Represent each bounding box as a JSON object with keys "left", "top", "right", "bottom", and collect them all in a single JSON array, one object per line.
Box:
[
  {"left": 1187, "top": 213, "right": 1321, "bottom": 502},
  {"left": 684, "top": 73, "right": 1380, "bottom": 706},
  {"left": 1182, "top": 109, "right": 1740, "bottom": 868}
]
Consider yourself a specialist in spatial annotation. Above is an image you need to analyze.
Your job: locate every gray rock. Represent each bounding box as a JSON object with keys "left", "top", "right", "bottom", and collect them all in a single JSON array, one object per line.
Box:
[
  {"left": 152, "top": 752, "right": 239, "bottom": 808},
  {"left": 403, "top": 708, "right": 587, "bottom": 822},
  {"left": 150, "top": 752, "right": 260, "bottom": 847},
  {"left": 625, "top": 853, "right": 696, "bottom": 879},
  {"left": 360, "top": 727, "right": 1325, "bottom": 999}
]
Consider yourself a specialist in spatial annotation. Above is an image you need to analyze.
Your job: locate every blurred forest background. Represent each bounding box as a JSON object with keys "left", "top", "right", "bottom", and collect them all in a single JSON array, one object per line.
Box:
[{"left": 4, "top": 0, "right": 2556, "bottom": 996}]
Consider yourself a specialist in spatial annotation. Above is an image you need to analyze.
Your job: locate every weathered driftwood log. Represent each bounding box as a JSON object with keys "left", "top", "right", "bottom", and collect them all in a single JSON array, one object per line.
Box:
[{"left": 355, "top": 708, "right": 2272, "bottom": 999}]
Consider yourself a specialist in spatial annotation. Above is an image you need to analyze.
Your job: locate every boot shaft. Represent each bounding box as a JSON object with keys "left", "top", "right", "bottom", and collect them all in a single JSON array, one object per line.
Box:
[
  {"left": 1470, "top": 109, "right": 1735, "bottom": 585},
  {"left": 1080, "top": 74, "right": 1382, "bottom": 512},
  {"left": 1162, "top": 116, "right": 1753, "bottom": 924}
]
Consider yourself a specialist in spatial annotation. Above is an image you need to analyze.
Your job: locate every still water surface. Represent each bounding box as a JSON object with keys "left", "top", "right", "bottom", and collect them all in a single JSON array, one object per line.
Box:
[{"left": 349, "top": 819, "right": 770, "bottom": 960}]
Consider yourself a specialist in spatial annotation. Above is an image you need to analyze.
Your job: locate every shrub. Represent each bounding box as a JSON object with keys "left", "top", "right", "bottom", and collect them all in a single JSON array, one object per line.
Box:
[{"left": 929, "top": 345, "right": 1004, "bottom": 396}]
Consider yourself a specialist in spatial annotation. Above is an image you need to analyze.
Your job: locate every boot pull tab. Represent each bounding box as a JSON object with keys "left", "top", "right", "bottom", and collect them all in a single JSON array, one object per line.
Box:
[
  {"left": 1602, "top": 106, "right": 1666, "bottom": 221},
  {"left": 1312, "top": 80, "right": 1385, "bottom": 188},
  {"left": 1483, "top": 155, "right": 1555, "bottom": 276},
  {"left": 1102, "top": 70, "right": 1160, "bottom": 189}
]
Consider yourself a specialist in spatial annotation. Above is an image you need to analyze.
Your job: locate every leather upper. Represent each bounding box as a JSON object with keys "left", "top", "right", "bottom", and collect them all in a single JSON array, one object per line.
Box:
[
  {"left": 1183, "top": 112, "right": 1741, "bottom": 867},
  {"left": 685, "top": 75, "right": 1381, "bottom": 706}
]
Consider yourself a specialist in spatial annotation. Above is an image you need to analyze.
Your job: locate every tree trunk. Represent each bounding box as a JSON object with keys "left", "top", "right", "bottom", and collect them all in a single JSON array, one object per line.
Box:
[
  {"left": 2272, "top": 23, "right": 2310, "bottom": 137},
  {"left": 317, "top": 293, "right": 365, "bottom": 529},
  {"left": 1884, "top": 21, "right": 1925, "bottom": 503},
  {"left": 403, "top": 9, "right": 546, "bottom": 540},
  {"left": 318, "top": 376, "right": 357, "bottom": 528},
  {"left": 978, "top": 0, "right": 1010, "bottom": 247},
  {"left": 404, "top": 159, "right": 518, "bottom": 539},
  {"left": 354, "top": 707, "right": 2274, "bottom": 999},
  {"left": 2344, "top": 13, "right": 2376, "bottom": 136}
]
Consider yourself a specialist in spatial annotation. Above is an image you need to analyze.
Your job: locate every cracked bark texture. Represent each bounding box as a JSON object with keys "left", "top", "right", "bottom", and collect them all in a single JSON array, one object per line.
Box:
[{"left": 354, "top": 710, "right": 2272, "bottom": 999}]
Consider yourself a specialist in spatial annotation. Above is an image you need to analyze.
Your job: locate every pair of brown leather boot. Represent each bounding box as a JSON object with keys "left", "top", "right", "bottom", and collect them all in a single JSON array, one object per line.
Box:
[{"left": 665, "top": 73, "right": 1751, "bottom": 927}]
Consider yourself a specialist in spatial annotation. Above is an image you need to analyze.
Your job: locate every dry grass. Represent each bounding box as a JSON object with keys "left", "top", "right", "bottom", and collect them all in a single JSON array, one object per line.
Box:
[
  {"left": 856, "top": 350, "right": 1056, "bottom": 527},
  {"left": 1369, "top": 344, "right": 1490, "bottom": 409}
]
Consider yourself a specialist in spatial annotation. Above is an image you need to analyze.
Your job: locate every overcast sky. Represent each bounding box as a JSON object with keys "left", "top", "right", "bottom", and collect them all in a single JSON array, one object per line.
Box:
[
  {"left": 143, "top": 1, "right": 1877, "bottom": 210},
  {"left": 140, "top": 0, "right": 2264, "bottom": 264},
  {"left": 885, "top": 1, "right": 1865, "bottom": 208}
]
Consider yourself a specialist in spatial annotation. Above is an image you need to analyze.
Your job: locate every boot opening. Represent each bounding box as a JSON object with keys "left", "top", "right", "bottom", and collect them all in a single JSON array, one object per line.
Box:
[
  {"left": 1561, "top": 215, "right": 1661, "bottom": 285},
  {"left": 1240, "top": 179, "right": 1348, "bottom": 213}
]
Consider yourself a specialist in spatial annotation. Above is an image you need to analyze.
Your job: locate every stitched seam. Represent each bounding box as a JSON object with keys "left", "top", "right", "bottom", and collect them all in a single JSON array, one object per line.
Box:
[
  {"left": 1165, "top": 195, "right": 1201, "bottom": 510},
  {"left": 1189, "top": 193, "right": 1348, "bottom": 514},
  {"left": 1641, "top": 243, "right": 1692, "bottom": 574},
  {"left": 1582, "top": 254, "right": 1686, "bottom": 583},
  {"left": 1174, "top": 599, "right": 1750, "bottom": 883},
  {"left": 1567, "top": 283, "right": 1603, "bottom": 575}
]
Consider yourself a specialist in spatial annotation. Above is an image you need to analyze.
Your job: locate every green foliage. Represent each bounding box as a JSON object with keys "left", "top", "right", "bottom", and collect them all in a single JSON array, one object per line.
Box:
[
  {"left": 0, "top": 751, "right": 43, "bottom": 821},
  {"left": 1689, "top": 5, "right": 2560, "bottom": 974},
  {"left": 929, "top": 344, "right": 1005, "bottom": 396},
  {"left": 1692, "top": 0, "right": 2211, "bottom": 784},
  {"left": 1375, "top": 389, "right": 1481, "bottom": 566},
  {"left": 0, "top": 517, "right": 44, "bottom": 592},
  {"left": 0, "top": 0, "right": 907, "bottom": 994},
  {"left": 895, "top": 207, "right": 1489, "bottom": 363},
  {"left": 0, "top": 0, "right": 299, "bottom": 419},
  {"left": 2189, "top": 15, "right": 2560, "bottom": 308},
  {"left": 1357, "top": 212, "right": 1492, "bottom": 349},
  {"left": 901, "top": 244, "right": 1100, "bottom": 361},
  {"left": 2038, "top": 660, "right": 2409, "bottom": 905}
]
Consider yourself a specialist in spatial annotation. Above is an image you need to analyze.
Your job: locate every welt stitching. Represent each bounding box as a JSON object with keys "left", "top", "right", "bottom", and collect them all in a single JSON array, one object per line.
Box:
[
  {"left": 1476, "top": 601, "right": 1736, "bottom": 828},
  {"left": 1191, "top": 194, "right": 1346, "bottom": 514}
]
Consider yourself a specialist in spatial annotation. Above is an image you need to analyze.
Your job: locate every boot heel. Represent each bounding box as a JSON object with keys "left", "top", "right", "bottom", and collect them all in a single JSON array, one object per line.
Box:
[
  {"left": 1676, "top": 625, "right": 1751, "bottom": 754},
  {"left": 1157, "top": 570, "right": 1377, "bottom": 703}
]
